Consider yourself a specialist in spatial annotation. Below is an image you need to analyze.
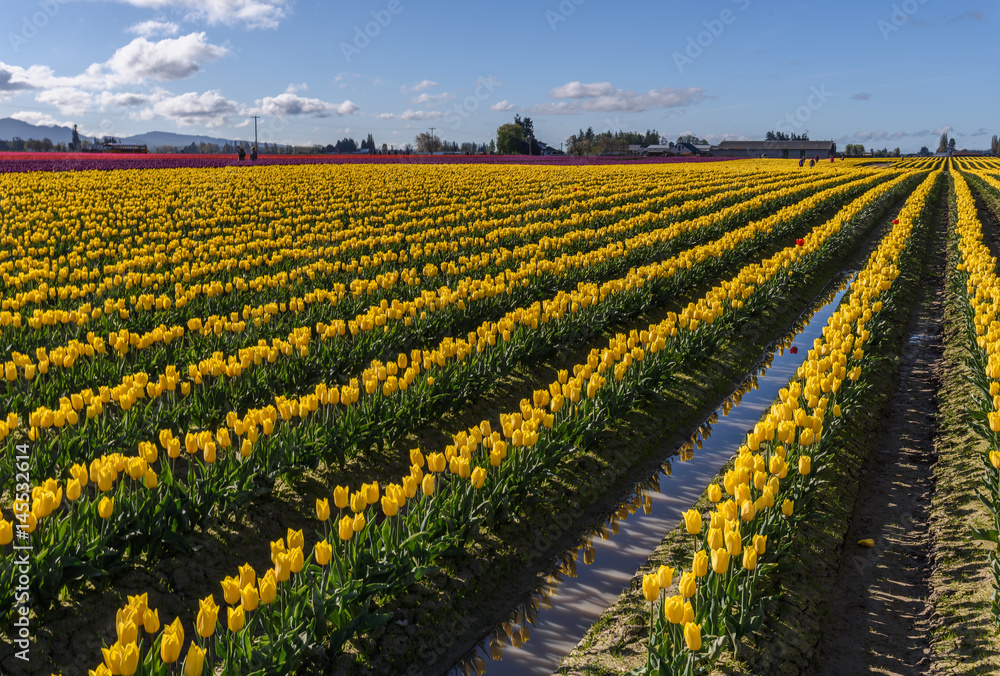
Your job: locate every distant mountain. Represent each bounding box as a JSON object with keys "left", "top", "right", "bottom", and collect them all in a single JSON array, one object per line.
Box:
[
  {"left": 0, "top": 118, "right": 265, "bottom": 151},
  {"left": 120, "top": 130, "right": 241, "bottom": 149},
  {"left": 0, "top": 117, "right": 74, "bottom": 145}
]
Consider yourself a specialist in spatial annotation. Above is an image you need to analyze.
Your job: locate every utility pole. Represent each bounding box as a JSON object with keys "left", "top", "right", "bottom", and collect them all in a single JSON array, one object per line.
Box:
[{"left": 252, "top": 115, "right": 260, "bottom": 151}]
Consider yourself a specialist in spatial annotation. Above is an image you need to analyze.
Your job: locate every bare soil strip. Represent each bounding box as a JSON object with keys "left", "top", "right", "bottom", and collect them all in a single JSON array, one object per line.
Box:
[
  {"left": 810, "top": 196, "right": 944, "bottom": 675},
  {"left": 927, "top": 175, "right": 1000, "bottom": 673}
]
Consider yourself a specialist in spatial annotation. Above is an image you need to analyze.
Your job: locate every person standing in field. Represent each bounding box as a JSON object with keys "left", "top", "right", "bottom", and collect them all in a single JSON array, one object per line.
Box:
[
  {"left": 237, "top": 145, "right": 246, "bottom": 161},
  {"left": 250, "top": 146, "right": 258, "bottom": 161}
]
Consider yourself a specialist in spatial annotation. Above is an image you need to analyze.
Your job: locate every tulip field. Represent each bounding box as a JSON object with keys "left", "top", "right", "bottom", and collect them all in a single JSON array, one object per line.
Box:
[{"left": 2, "top": 155, "right": 1000, "bottom": 675}]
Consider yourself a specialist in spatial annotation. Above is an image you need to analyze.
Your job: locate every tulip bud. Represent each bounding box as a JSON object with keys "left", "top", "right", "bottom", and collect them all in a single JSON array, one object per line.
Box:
[
  {"left": 711, "top": 548, "right": 730, "bottom": 574},
  {"left": 743, "top": 547, "right": 758, "bottom": 571},
  {"left": 221, "top": 576, "right": 241, "bottom": 605},
  {"left": 228, "top": 604, "right": 246, "bottom": 633},
  {"left": 258, "top": 571, "right": 277, "bottom": 605},
  {"left": 782, "top": 499, "right": 794, "bottom": 517},
  {"left": 353, "top": 512, "right": 366, "bottom": 534},
  {"left": 333, "top": 485, "right": 349, "bottom": 510},
  {"left": 241, "top": 584, "right": 260, "bottom": 612},
  {"left": 799, "top": 455, "right": 812, "bottom": 475},
  {"left": 656, "top": 565, "right": 674, "bottom": 589},
  {"left": 183, "top": 642, "right": 205, "bottom": 676},
  {"left": 422, "top": 474, "right": 435, "bottom": 497},
  {"left": 684, "top": 622, "right": 702, "bottom": 651},
  {"left": 274, "top": 551, "right": 291, "bottom": 582},
  {"left": 692, "top": 550, "right": 708, "bottom": 577},
  {"left": 316, "top": 498, "right": 330, "bottom": 522},
  {"left": 471, "top": 466, "right": 487, "bottom": 489},
  {"left": 682, "top": 509, "right": 702, "bottom": 535},
  {"left": 143, "top": 607, "right": 160, "bottom": 634},
  {"left": 287, "top": 529, "right": 304, "bottom": 550},
  {"left": 642, "top": 573, "right": 659, "bottom": 602},
  {"left": 678, "top": 571, "right": 696, "bottom": 599},
  {"left": 725, "top": 531, "right": 742, "bottom": 557},
  {"left": 652, "top": 594, "right": 678, "bottom": 624},
  {"left": 707, "top": 483, "right": 722, "bottom": 503},
  {"left": 98, "top": 496, "right": 114, "bottom": 519},
  {"left": 314, "top": 540, "right": 333, "bottom": 567},
  {"left": 66, "top": 478, "right": 81, "bottom": 501},
  {"left": 338, "top": 515, "right": 353, "bottom": 541},
  {"left": 753, "top": 534, "right": 767, "bottom": 555},
  {"left": 196, "top": 596, "right": 219, "bottom": 638}
]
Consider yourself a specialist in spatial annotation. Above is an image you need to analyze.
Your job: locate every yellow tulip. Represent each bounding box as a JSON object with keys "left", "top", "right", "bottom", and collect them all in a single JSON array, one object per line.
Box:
[
  {"left": 799, "top": 455, "right": 812, "bottom": 475},
  {"left": 352, "top": 512, "right": 366, "bottom": 534},
  {"left": 711, "top": 548, "right": 730, "bottom": 574},
  {"left": 753, "top": 534, "right": 767, "bottom": 555},
  {"left": 120, "top": 642, "right": 139, "bottom": 676},
  {"left": 275, "top": 551, "right": 291, "bottom": 582},
  {"left": 782, "top": 499, "right": 794, "bottom": 517},
  {"left": 338, "top": 515, "right": 353, "bottom": 541},
  {"left": 241, "top": 583, "right": 260, "bottom": 611},
  {"left": 239, "top": 563, "right": 256, "bottom": 590},
  {"left": 684, "top": 622, "right": 702, "bottom": 651},
  {"left": 381, "top": 495, "right": 399, "bottom": 517},
  {"left": 315, "top": 498, "right": 330, "bottom": 522},
  {"left": 422, "top": 474, "right": 435, "bottom": 497},
  {"left": 656, "top": 565, "right": 674, "bottom": 589},
  {"left": 228, "top": 604, "right": 246, "bottom": 633},
  {"left": 678, "top": 571, "right": 696, "bottom": 599},
  {"left": 314, "top": 540, "right": 333, "bottom": 566},
  {"left": 692, "top": 550, "right": 708, "bottom": 577},
  {"left": 641, "top": 573, "right": 659, "bottom": 602},
  {"left": 143, "top": 608, "right": 159, "bottom": 634},
  {"left": 287, "top": 528, "right": 304, "bottom": 550},
  {"left": 259, "top": 571, "right": 277, "bottom": 605},
  {"left": 333, "top": 485, "right": 349, "bottom": 510},
  {"left": 196, "top": 596, "right": 218, "bottom": 638},
  {"left": 743, "top": 547, "right": 758, "bottom": 571},
  {"left": 665, "top": 595, "right": 685, "bottom": 624},
  {"left": 289, "top": 547, "right": 304, "bottom": 574},
  {"left": 221, "top": 576, "right": 241, "bottom": 605},
  {"left": 183, "top": 642, "right": 205, "bottom": 676},
  {"left": 725, "top": 531, "right": 742, "bottom": 557},
  {"left": 98, "top": 496, "right": 114, "bottom": 519},
  {"left": 682, "top": 508, "right": 702, "bottom": 535},
  {"left": 707, "top": 483, "right": 722, "bottom": 502}
]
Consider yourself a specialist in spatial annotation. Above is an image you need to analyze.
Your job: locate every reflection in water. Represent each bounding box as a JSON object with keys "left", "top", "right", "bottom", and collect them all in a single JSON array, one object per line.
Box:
[{"left": 449, "top": 273, "right": 854, "bottom": 676}]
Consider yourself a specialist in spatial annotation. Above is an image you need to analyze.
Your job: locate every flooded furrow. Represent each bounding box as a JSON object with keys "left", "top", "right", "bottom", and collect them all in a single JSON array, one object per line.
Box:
[{"left": 449, "top": 272, "right": 855, "bottom": 676}]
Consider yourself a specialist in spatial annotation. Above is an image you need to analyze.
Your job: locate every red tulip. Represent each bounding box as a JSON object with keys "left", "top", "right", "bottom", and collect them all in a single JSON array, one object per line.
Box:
[
  {"left": 790, "top": 346, "right": 798, "bottom": 354},
  {"left": 893, "top": 219, "right": 899, "bottom": 224},
  {"left": 795, "top": 238, "right": 805, "bottom": 246}
]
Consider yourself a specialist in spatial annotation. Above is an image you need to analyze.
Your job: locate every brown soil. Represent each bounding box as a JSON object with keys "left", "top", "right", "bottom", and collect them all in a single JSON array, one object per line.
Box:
[{"left": 810, "top": 201, "right": 944, "bottom": 674}]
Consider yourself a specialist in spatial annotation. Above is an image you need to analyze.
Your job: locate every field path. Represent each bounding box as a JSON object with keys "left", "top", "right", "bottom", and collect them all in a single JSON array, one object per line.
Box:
[{"left": 810, "top": 207, "right": 944, "bottom": 675}]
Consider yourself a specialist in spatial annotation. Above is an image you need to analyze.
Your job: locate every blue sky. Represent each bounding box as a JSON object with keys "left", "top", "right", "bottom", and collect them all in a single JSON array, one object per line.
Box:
[{"left": 0, "top": 0, "right": 995, "bottom": 151}]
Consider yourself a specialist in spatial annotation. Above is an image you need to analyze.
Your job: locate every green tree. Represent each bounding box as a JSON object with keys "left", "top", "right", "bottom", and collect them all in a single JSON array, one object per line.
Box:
[
  {"left": 937, "top": 132, "right": 949, "bottom": 153},
  {"left": 496, "top": 123, "right": 525, "bottom": 154},
  {"left": 677, "top": 134, "right": 708, "bottom": 145},
  {"left": 71, "top": 124, "right": 80, "bottom": 152},
  {"left": 991, "top": 135, "right": 999, "bottom": 155},
  {"left": 948, "top": 137, "right": 957, "bottom": 153}
]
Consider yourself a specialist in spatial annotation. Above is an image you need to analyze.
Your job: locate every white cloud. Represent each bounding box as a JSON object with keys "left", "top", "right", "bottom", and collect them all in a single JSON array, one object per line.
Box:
[
  {"left": 107, "top": 33, "right": 228, "bottom": 82},
  {"left": 10, "top": 111, "right": 70, "bottom": 128},
  {"left": 98, "top": 90, "right": 165, "bottom": 108},
  {"left": 549, "top": 81, "right": 619, "bottom": 99},
  {"left": 490, "top": 100, "right": 514, "bottom": 111},
  {"left": 257, "top": 92, "right": 358, "bottom": 117},
  {"left": 36, "top": 87, "right": 93, "bottom": 116},
  {"left": 412, "top": 92, "right": 454, "bottom": 106},
  {"left": 848, "top": 125, "right": 954, "bottom": 142},
  {"left": 0, "top": 65, "right": 37, "bottom": 93},
  {"left": 152, "top": 89, "right": 240, "bottom": 126},
  {"left": 534, "top": 82, "right": 707, "bottom": 115},
  {"left": 107, "top": 0, "right": 288, "bottom": 29},
  {"left": 127, "top": 20, "right": 180, "bottom": 37},
  {"left": 378, "top": 109, "right": 446, "bottom": 121},
  {"left": 851, "top": 92, "right": 871, "bottom": 100},
  {"left": 402, "top": 79, "right": 438, "bottom": 93}
]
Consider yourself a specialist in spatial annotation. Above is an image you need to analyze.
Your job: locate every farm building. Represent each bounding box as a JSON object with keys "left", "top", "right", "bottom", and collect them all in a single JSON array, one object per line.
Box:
[{"left": 711, "top": 140, "right": 837, "bottom": 159}]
